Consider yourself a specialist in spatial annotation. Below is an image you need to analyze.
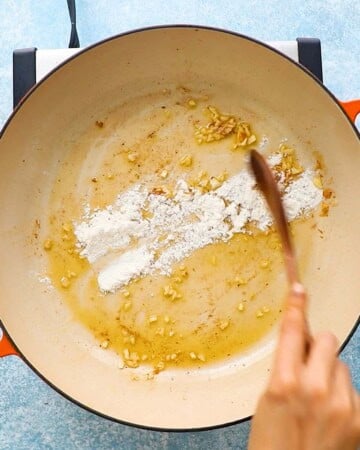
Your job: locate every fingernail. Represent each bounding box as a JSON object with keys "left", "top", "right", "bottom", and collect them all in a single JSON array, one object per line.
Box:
[{"left": 291, "top": 282, "right": 306, "bottom": 296}]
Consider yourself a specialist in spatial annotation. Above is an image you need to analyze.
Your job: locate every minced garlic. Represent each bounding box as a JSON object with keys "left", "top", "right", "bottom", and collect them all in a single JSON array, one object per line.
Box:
[
  {"left": 189, "top": 352, "right": 197, "bottom": 360},
  {"left": 179, "top": 154, "right": 193, "bottom": 167},
  {"left": 100, "top": 339, "right": 109, "bottom": 349},
  {"left": 60, "top": 276, "right": 70, "bottom": 288},
  {"left": 194, "top": 106, "right": 256, "bottom": 149},
  {"left": 127, "top": 152, "right": 138, "bottom": 162},
  {"left": 218, "top": 319, "right": 229, "bottom": 330},
  {"left": 163, "top": 284, "right": 182, "bottom": 301},
  {"left": 43, "top": 239, "right": 53, "bottom": 251},
  {"left": 148, "top": 315, "right": 158, "bottom": 324}
]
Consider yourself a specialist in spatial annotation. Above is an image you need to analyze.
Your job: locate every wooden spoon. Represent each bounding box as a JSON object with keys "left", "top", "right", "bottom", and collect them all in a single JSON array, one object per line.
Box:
[{"left": 249, "top": 149, "right": 303, "bottom": 293}]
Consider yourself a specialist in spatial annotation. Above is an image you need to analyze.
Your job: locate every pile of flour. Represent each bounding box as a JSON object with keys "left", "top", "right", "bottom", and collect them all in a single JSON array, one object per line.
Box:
[{"left": 74, "top": 159, "right": 322, "bottom": 293}]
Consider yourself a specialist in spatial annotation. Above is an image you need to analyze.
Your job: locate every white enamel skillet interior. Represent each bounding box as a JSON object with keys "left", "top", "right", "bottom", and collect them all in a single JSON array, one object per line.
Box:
[{"left": 0, "top": 26, "right": 359, "bottom": 431}]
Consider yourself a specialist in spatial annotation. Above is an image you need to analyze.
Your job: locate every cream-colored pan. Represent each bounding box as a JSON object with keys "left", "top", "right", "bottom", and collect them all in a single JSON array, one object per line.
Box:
[{"left": 0, "top": 26, "right": 359, "bottom": 430}]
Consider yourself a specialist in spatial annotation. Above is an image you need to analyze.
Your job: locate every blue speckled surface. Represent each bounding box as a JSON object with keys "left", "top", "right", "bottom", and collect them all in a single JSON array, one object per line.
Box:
[{"left": 0, "top": 1, "right": 359, "bottom": 449}]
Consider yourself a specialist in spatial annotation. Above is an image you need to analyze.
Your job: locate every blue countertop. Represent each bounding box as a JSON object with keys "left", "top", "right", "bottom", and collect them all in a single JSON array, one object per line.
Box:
[{"left": 0, "top": 1, "right": 359, "bottom": 449}]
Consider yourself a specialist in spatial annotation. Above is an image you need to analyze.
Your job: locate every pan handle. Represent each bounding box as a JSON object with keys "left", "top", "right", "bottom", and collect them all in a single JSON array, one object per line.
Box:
[
  {"left": 0, "top": 330, "right": 19, "bottom": 357},
  {"left": 340, "top": 99, "right": 360, "bottom": 122}
]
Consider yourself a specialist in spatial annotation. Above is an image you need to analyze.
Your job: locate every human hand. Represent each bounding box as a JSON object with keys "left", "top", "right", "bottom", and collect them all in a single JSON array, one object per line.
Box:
[{"left": 248, "top": 286, "right": 360, "bottom": 450}]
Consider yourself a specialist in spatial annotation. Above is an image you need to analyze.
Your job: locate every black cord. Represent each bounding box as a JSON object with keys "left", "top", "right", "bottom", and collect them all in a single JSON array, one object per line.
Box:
[{"left": 67, "top": 0, "right": 80, "bottom": 48}]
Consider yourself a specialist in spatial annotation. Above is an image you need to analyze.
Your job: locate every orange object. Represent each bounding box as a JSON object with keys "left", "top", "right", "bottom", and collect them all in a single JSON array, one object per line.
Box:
[
  {"left": 340, "top": 99, "right": 360, "bottom": 122},
  {"left": 0, "top": 332, "right": 18, "bottom": 357}
]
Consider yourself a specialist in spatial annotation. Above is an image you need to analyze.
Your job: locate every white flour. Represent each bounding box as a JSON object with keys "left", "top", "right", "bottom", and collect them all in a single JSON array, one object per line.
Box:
[
  {"left": 98, "top": 246, "right": 154, "bottom": 293},
  {"left": 74, "top": 159, "right": 323, "bottom": 293}
]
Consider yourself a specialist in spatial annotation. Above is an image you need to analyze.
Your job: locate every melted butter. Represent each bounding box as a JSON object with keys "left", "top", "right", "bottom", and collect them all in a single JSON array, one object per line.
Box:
[{"left": 45, "top": 87, "right": 316, "bottom": 369}]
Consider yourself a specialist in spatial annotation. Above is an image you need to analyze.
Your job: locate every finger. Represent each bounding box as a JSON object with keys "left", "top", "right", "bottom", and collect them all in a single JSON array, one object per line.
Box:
[
  {"left": 304, "top": 332, "right": 338, "bottom": 393},
  {"left": 353, "top": 393, "right": 360, "bottom": 441},
  {"left": 353, "top": 389, "right": 360, "bottom": 413},
  {"left": 319, "top": 362, "right": 360, "bottom": 448},
  {"left": 271, "top": 302, "right": 307, "bottom": 383},
  {"left": 286, "top": 283, "right": 307, "bottom": 312},
  {"left": 286, "top": 286, "right": 312, "bottom": 356},
  {"left": 286, "top": 287, "right": 309, "bottom": 334},
  {"left": 332, "top": 361, "right": 355, "bottom": 413}
]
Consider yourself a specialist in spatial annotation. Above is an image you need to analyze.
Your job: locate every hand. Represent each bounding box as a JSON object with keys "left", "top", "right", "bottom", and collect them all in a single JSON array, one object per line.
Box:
[{"left": 248, "top": 287, "right": 360, "bottom": 450}]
